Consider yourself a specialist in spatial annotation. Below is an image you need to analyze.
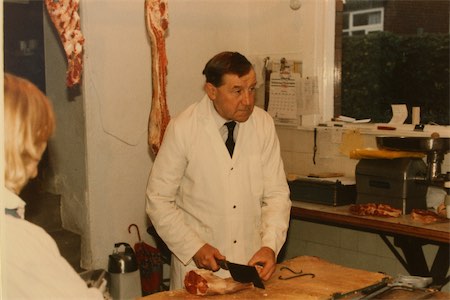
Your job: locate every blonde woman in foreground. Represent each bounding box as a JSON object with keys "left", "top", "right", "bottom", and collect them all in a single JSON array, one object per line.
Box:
[{"left": 2, "top": 73, "right": 103, "bottom": 299}]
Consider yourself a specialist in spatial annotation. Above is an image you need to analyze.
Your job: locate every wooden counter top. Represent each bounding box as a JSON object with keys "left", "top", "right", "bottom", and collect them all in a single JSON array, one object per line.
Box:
[
  {"left": 290, "top": 201, "right": 450, "bottom": 244},
  {"left": 140, "top": 256, "right": 449, "bottom": 299}
]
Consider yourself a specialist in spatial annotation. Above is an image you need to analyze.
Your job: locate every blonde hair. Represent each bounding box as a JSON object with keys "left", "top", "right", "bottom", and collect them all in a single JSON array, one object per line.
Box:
[{"left": 4, "top": 73, "right": 55, "bottom": 194}]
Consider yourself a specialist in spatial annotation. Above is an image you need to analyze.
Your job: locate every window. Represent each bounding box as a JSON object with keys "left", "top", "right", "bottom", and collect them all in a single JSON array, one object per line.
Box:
[
  {"left": 343, "top": 8, "right": 384, "bottom": 36},
  {"left": 335, "top": 0, "right": 449, "bottom": 125}
]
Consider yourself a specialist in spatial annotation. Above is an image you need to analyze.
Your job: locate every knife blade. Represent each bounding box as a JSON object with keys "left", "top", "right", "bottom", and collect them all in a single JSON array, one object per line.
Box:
[
  {"left": 217, "top": 259, "right": 265, "bottom": 289},
  {"left": 331, "top": 277, "right": 389, "bottom": 299}
]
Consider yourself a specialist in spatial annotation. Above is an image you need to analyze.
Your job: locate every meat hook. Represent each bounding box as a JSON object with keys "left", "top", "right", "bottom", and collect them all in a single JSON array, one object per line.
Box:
[
  {"left": 278, "top": 265, "right": 315, "bottom": 280},
  {"left": 128, "top": 223, "right": 142, "bottom": 241}
]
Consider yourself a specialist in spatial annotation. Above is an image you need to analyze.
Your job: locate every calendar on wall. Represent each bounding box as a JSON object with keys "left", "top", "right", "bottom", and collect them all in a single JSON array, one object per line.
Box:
[
  {"left": 265, "top": 57, "right": 319, "bottom": 126},
  {"left": 267, "top": 71, "right": 301, "bottom": 123}
]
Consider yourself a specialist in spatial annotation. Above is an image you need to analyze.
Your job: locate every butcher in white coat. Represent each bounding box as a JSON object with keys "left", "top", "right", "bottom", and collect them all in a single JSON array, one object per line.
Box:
[{"left": 146, "top": 51, "right": 291, "bottom": 290}]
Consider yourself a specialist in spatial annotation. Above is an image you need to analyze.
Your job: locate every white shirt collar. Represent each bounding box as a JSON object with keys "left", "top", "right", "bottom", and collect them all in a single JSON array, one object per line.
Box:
[
  {"left": 4, "top": 187, "right": 26, "bottom": 219},
  {"left": 207, "top": 97, "right": 228, "bottom": 130},
  {"left": 4, "top": 187, "right": 26, "bottom": 210},
  {"left": 207, "top": 96, "right": 240, "bottom": 128}
]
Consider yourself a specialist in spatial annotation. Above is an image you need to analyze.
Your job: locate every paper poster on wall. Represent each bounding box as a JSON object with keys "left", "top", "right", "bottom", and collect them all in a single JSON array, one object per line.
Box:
[{"left": 298, "top": 76, "right": 319, "bottom": 115}]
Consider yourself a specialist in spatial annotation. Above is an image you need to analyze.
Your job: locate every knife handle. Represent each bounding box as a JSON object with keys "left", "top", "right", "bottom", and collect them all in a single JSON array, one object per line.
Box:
[{"left": 216, "top": 259, "right": 229, "bottom": 270}]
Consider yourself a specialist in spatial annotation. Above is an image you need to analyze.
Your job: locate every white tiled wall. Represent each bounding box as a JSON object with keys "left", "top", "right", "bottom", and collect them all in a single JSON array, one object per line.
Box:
[
  {"left": 283, "top": 220, "right": 406, "bottom": 276},
  {"left": 277, "top": 126, "right": 450, "bottom": 292}
]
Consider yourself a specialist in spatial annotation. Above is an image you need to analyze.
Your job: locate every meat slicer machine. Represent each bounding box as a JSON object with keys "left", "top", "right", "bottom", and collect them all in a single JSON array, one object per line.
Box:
[
  {"left": 355, "top": 136, "right": 450, "bottom": 289},
  {"left": 375, "top": 136, "right": 450, "bottom": 184},
  {"left": 355, "top": 136, "right": 450, "bottom": 214}
]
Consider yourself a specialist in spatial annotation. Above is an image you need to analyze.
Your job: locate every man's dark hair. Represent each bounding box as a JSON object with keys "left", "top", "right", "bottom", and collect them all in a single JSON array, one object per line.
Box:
[{"left": 202, "top": 52, "right": 253, "bottom": 87}]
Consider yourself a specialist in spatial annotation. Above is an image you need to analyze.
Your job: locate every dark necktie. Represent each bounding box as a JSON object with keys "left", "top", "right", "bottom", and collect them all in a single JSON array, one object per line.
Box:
[{"left": 225, "top": 121, "right": 236, "bottom": 157}]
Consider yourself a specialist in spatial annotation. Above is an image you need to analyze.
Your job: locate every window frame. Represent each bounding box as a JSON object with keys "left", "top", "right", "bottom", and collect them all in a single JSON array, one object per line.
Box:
[{"left": 343, "top": 7, "right": 384, "bottom": 36}]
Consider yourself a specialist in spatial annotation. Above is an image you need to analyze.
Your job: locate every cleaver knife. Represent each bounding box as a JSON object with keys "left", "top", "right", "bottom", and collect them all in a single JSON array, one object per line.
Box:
[{"left": 217, "top": 259, "right": 265, "bottom": 289}]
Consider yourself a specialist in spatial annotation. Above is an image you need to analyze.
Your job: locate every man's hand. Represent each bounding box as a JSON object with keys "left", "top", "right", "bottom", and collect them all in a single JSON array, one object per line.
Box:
[
  {"left": 248, "top": 247, "right": 276, "bottom": 281},
  {"left": 193, "top": 243, "right": 225, "bottom": 271}
]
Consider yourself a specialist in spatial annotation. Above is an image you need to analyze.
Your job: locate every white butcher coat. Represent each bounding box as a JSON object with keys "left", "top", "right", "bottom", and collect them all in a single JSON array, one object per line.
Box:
[{"left": 146, "top": 95, "right": 291, "bottom": 290}]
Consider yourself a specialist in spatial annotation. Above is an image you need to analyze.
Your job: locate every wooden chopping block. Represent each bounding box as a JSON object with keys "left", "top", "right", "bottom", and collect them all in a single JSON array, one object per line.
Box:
[
  {"left": 139, "top": 256, "right": 388, "bottom": 299},
  {"left": 260, "top": 256, "right": 388, "bottom": 299}
]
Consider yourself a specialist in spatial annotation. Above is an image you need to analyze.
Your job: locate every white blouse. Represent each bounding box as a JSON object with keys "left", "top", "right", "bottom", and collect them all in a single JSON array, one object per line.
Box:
[{"left": 2, "top": 189, "right": 103, "bottom": 299}]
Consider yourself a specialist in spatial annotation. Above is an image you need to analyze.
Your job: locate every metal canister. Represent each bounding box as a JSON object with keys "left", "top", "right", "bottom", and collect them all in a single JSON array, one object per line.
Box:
[{"left": 108, "top": 242, "right": 141, "bottom": 300}]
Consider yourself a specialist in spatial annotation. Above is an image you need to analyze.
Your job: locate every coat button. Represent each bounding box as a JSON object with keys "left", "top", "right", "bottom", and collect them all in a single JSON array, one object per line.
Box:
[
  {"left": 233, "top": 240, "right": 237, "bottom": 244},
  {"left": 233, "top": 205, "right": 236, "bottom": 209}
]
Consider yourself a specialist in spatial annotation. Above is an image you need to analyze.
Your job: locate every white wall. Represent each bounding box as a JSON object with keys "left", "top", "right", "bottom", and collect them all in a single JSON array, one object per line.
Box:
[
  {"left": 249, "top": 0, "right": 336, "bottom": 125},
  {"left": 165, "top": 0, "right": 249, "bottom": 115},
  {"left": 80, "top": 0, "right": 151, "bottom": 268},
  {"left": 78, "top": 0, "right": 307, "bottom": 269}
]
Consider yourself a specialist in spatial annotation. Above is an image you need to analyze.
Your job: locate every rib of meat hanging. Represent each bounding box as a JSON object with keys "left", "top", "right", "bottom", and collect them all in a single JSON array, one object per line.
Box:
[
  {"left": 44, "top": 0, "right": 84, "bottom": 87},
  {"left": 145, "top": 0, "right": 170, "bottom": 155}
]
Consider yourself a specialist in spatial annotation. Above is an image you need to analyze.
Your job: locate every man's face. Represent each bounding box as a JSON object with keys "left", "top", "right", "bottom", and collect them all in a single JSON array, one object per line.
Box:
[{"left": 206, "top": 69, "right": 257, "bottom": 122}]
